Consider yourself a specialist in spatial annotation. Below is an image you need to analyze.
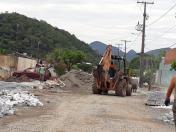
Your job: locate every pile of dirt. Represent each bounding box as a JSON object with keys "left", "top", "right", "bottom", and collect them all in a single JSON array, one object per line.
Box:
[{"left": 60, "top": 70, "right": 93, "bottom": 93}]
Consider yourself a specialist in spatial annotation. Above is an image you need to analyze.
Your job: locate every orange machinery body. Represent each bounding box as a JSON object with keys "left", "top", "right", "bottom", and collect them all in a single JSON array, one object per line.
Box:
[{"left": 93, "top": 45, "right": 119, "bottom": 91}]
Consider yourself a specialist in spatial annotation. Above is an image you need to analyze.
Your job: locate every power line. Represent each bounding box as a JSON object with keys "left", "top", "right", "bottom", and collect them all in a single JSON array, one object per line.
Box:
[
  {"left": 127, "top": 33, "right": 141, "bottom": 49},
  {"left": 146, "top": 24, "right": 176, "bottom": 42},
  {"left": 145, "top": 42, "right": 176, "bottom": 51},
  {"left": 147, "top": 3, "right": 176, "bottom": 27},
  {"left": 168, "top": 42, "right": 176, "bottom": 48}
]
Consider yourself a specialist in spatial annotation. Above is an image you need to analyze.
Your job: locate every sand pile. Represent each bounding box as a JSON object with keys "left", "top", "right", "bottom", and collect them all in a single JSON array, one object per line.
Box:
[{"left": 60, "top": 70, "right": 93, "bottom": 93}]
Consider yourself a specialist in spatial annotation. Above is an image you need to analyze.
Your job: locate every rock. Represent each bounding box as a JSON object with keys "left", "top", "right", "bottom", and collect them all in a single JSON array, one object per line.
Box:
[
  {"left": 146, "top": 91, "right": 165, "bottom": 106},
  {"left": 162, "top": 111, "right": 174, "bottom": 125},
  {"left": 0, "top": 84, "right": 43, "bottom": 117}
]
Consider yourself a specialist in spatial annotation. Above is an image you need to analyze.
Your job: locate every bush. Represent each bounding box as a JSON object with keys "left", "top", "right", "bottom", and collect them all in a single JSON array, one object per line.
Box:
[
  {"left": 171, "top": 61, "right": 176, "bottom": 71},
  {"left": 77, "top": 63, "right": 93, "bottom": 73},
  {"left": 54, "top": 62, "right": 66, "bottom": 76}
]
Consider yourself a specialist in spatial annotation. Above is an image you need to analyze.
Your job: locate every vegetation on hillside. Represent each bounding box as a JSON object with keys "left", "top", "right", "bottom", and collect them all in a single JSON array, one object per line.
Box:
[
  {"left": 47, "top": 49, "right": 90, "bottom": 75},
  {"left": 0, "top": 12, "right": 98, "bottom": 63}
]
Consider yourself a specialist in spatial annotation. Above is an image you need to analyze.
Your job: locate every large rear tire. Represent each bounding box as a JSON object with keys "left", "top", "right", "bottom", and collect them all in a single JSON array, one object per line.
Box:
[
  {"left": 115, "top": 79, "right": 127, "bottom": 97},
  {"left": 102, "top": 90, "right": 108, "bottom": 95},
  {"left": 126, "top": 84, "right": 132, "bottom": 96},
  {"left": 92, "top": 80, "right": 102, "bottom": 94}
]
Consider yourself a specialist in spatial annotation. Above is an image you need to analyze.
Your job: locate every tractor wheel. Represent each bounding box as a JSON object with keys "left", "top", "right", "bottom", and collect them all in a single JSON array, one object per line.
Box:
[
  {"left": 115, "top": 79, "right": 127, "bottom": 97},
  {"left": 126, "top": 84, "right": 132, "bottom": 96},
  {"left": 92, "top": 80, "right": 102, "bottom": 94},
  {"left": 102, "top": 90, "right": 108, "bottom": 95}
]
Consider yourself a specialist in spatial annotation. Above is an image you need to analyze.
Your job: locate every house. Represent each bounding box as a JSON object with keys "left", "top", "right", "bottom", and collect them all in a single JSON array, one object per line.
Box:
[
  {"left": 155, "top": 48, "right": 176, "bottom": 86},
  {"left": 0, "top": 54, "right": 37, "bottom": 79}
]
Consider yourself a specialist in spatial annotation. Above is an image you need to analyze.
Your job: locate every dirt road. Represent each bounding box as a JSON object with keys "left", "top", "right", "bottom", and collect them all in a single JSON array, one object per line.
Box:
[{"left": 0, "top": 88, "right": 174, "bottom": 132}]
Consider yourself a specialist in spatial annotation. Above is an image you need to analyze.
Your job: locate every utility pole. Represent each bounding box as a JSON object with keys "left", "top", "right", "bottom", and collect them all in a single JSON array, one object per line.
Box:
[
  {"left": 116, "top": 44, "right": 123, "bottom": 69},
  {"left": 137, "top": 1, "right": 154, "bottom": 88},
  {"left": 121, "top": 40, "right": 131, "bottom": 75},
  {"left": 37, "top": 40, "right": 40, "bottom": 60},
  {"left": 116, "top": 44, "right": 123, "bottom": 56},
  {"left": 121, "top": 40, "right": 131, "bottom": 60}
]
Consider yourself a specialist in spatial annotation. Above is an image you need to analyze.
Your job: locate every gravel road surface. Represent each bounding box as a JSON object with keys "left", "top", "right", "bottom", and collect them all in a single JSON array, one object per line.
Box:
[{"left": 0, "top": 88, "right": 174, "bottom": 132}]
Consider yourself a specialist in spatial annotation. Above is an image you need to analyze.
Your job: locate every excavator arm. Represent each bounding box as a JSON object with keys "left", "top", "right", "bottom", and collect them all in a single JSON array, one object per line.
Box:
[{"left": 99, "top": 45, "right": 112, "bottom": 72}]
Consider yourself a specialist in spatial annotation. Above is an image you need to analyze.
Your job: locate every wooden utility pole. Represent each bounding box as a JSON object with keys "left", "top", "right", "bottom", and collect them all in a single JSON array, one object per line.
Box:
[
  {"left": 137, "top": 1, "right": 154, "bottom": 88},
  {"left": 121, "top": 40, "right": 131, "bottom": 60},
  {"left": 116, "top": 44, "right": 123, "bottom": 69},
  {"left": 121, "top": 40, "right": 131, "bottom": 75},
  {"left": 116, "top": 44, "right": 123, "bottom": 56}
]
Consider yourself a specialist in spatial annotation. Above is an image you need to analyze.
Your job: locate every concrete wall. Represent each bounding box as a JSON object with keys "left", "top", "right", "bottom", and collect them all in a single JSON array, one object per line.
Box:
[
  {"left": 0, "top": 55, "right": 18, "bottom": 79},
  {"left": 17, "top": 57, "right": 37, "bottom": 71},
  {"left": 0, "top": 55, "right": 17, "bottom": 69},
  {"left": 155, "top": 58, "right": 176, "bottom": 86},
  {"left": 0, "top": 55, "right": 37, "bottom": 79}
]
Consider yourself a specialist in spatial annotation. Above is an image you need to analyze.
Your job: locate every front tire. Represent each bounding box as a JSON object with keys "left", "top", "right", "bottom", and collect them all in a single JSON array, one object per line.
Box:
[
  {"left": 92, "top": 79, "right": 102, "bottom": 94},
  {"left": 126, "top": 84, "right": 132, "bottom": 96},
  {"left": 115, "top": 79, "right": 127, "bottom": 97}
]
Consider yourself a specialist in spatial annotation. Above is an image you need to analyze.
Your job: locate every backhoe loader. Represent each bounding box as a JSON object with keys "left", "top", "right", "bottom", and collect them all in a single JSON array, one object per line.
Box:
[{"left": 92, "top": 45, "right": 132, "bottom": 96}]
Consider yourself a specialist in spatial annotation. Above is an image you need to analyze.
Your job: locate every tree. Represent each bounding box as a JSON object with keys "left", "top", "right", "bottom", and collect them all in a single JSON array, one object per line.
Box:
[
  {"left": 47, "top": 49, "right": 86, "bottom": 73},
  {"left": 171, "top": 61, "right": 176, "bottom": 71},
  {"left": 0, "top": 48, "right": 6, "bottom": 54},
  {"left": 0, "top": 12, "right": 98, "bottom": 63},
  {"left": 62, "top": 50, "right": 85, "bottom": 71},
  {"left": 46, "top": 48, "right": 63, "bottom": 64}
]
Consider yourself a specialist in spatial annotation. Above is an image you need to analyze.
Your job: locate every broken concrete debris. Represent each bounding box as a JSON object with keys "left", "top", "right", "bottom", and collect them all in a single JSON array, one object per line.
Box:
[
  {"left": 0, "top": 89, "right": 43, "bottom": 118},
  {"left": 145, "top": 91, "right": 174, "bottom": 125},
  {"left": 145, "top": 91, "right": 166, "bottom": 106},
  {"left": 0, "top": 81, "right": 44, "bottom": 118},
  {"left": 162, "top": 111, "right": 174, "bottom": 125}
]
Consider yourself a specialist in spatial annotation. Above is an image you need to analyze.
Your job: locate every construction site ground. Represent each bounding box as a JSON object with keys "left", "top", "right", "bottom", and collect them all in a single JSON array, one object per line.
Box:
[{"left": 0, "top": 70, "right": 174, "bottom": 132}]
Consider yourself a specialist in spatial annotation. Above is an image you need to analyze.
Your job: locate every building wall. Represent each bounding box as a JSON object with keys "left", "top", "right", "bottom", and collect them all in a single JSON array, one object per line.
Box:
[
  {"left": 0, "top": 55, "right": 37, "bottom": 79},
  {"left": 0, "top": 55, "right": 18, "bottom": 69},
  {"left": 0, "top": 55, "right": 18, "bottom": 79},
  {"left": 17, "top": 57, "right": 37, "bottom": 71},
  {"left": 155, "top": 58, "right": 176, "bottom": 86}
]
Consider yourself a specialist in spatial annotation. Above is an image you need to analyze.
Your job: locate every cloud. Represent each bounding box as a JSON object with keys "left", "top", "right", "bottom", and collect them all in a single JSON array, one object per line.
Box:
[{"left": 0, "top": 0, "right": 175, "bottom": 52}]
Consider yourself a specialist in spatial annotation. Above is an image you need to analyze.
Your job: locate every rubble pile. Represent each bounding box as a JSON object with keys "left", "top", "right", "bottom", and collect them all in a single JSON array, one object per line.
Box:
[
  {"left": 146, "top": 91, "right": 174, "bottom": 125},
  {"left": 6, "top": 75, "right": 32, "bottom": 82},
  {"left": 0, "top": 89, "right": 43, "bottom": 117},
  {"left": 60, "top": 70, "right": 93, "bottom": 93},
  {"left": 153, "top": 104, "right": 174, "bottom": 125},
  {"left": 145, "top": 91, "right": 166, "bottom": 106},
  {"left": 162, "top": 111, "right": 174, "bottom": 125},
  {"left": 0, "top": 81, "right": 43, "bottom": 118}
]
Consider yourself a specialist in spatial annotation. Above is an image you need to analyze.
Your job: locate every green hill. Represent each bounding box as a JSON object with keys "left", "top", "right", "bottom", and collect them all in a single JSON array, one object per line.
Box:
[{"left": 0, "top": 12, "right": 97, "bottom": 63}]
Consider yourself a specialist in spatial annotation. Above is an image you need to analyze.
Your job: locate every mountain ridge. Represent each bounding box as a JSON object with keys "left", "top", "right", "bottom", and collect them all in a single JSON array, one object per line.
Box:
[
  {"left": 0, "top": 12, "right": 98, "bottom": 63},
  {"left": 90, "top": 41, "right": 170, "bottom": 61}
]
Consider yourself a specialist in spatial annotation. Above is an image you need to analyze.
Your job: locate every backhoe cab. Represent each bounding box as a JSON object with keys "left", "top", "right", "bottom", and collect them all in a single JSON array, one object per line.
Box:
[{"left": 92, "top": 45, "right": 132, "bottom": 96}]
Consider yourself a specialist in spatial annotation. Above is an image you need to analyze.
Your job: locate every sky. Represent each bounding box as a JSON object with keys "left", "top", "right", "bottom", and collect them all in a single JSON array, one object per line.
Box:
[{"left": 0, "top": 0, "right": 176, "bottom": 52}]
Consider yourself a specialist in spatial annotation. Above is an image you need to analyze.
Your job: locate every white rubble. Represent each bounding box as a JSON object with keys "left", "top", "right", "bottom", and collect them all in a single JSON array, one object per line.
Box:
[
  {"left": 0, "top": 79, "right": 63, "bottom": 118},
  {"left": 153, "top": 104, "right": 174, "bottom": 125},
  {"left": 146, "top": 91, "right": 166, "bottom": 106},
  {"left": 153, "top": 105, "right": 172, "bottom": 110},
  {"left": 162, "top": 111, "right": 174, "bottom": 125},
  {"left": 0, "top": 81, "right": 43, "bottom": 118}
]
